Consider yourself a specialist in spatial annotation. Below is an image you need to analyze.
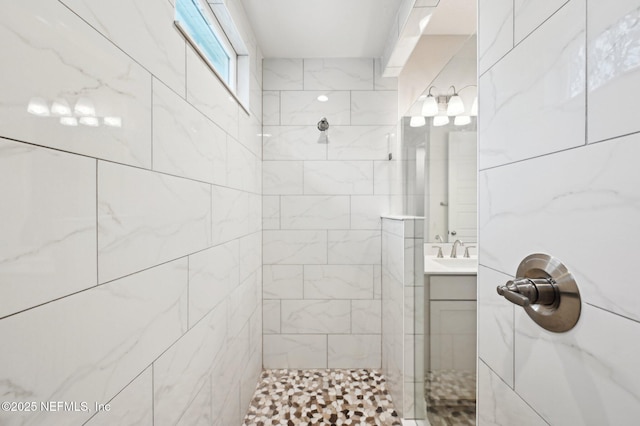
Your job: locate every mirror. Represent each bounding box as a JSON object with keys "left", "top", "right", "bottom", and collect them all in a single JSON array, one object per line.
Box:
[{"left": 401, "top": 35, "right": 477, "bottom": 243}]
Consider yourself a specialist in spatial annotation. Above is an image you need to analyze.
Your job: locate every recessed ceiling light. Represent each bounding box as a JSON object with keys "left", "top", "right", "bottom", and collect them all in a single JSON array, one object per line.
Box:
[{"left": 317, "top": 95, "right": 329, "bottom": 102}]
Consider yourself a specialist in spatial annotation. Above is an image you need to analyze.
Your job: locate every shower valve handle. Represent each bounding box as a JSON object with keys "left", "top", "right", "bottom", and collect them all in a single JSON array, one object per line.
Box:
[{"left": 496, "top": 278, "right": 557, "bottom": 307}]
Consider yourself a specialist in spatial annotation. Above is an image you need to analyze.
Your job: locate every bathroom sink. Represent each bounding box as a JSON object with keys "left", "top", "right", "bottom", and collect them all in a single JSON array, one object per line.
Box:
[{"left": 424, "top": 256, "right": 478, "bottom": 275}]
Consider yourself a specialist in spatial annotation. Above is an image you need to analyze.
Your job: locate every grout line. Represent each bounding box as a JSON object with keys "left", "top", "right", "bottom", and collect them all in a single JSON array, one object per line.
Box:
[
  {"left": 0, "top": 134, "right": 262, "bottom": 195},
  {"left": 186, "top": 256, "right": 190, "bottom": 329},
  {"left": 151, "top": 363, "right": 155, "bottom": 426},
  {"left": 584, "top": 0, "right": 589, "bottom": 146},
  {"left": 480, "top": 358, "right": 551, "bottom": 425},
  {"left": 95, "top": 159, "right": 99, "bottom": 286},
  {"left": 150, "top": 76, "right": 154, "bottom": 170},
  {"left": 586, "top": 303, "right": 640, "bottom": 325}
]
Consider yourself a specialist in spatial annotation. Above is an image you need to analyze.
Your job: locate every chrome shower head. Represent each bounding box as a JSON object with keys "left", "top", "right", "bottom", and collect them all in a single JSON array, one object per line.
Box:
[
  {"left": 317, "top": 117, "right": 329, "bottom": 131},
  {"left": 317, "top": 117, "right": 329, "bottom": 144}
]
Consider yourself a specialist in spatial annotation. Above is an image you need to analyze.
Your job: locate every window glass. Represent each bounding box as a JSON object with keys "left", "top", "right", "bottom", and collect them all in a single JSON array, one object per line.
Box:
[{"left": 176, "top": 0, "right": 231, "bottom": 83}]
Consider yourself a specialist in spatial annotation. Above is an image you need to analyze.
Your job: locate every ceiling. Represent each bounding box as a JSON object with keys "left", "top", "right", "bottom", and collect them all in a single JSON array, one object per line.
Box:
[{"left": 240, "top": 0, "right": 476, "bottom": 59}]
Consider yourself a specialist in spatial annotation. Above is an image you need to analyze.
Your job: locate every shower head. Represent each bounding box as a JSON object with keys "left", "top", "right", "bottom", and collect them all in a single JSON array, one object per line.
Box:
[
  {"left": 317, "top": 117, "right": 329, "bottom": 144},
  {"left": 317, "top": 117, "right": 329, "bottom": 132}
]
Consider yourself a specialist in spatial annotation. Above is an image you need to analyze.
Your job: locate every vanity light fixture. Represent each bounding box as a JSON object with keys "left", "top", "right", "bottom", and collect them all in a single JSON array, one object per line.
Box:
[
  {"left": 454, "top": 115, "right": 471, "bottom": 126},
  {"left": 27, "top": 97, "right": 50, "bottom": 117},
  {"left": 59, "top": 116, "right": 78, "bottom": 127},
  {"left": 446, "top": 86, "right": 465, "bottom": 116},
  {"left": 74, "top": 98, "right": 96, "bottom": 117},
  {"left": 421, "top": 86, "right": 439, "bottom": 117},
  {"left": 51, "top": 98, "right": 72, "bottom": 116},
  {"left": 433, "top": 115, "right": 449, "bottom": 127},
  {"left": 409, "top": 116, "right": 426, "bottom": 127},
  {"left": 79, "top": 116, "right": 99, "bottom": 127}
]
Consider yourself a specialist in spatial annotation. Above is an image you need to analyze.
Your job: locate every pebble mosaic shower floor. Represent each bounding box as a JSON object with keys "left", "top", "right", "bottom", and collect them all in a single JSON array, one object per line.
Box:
[{"left": 243, "top": 369, "right": 402, "bottom": 426}]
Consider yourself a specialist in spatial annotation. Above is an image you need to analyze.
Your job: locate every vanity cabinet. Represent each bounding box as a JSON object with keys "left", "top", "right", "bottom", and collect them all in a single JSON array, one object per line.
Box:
[{"left": 428, "top": 275, "right": 477, "bottom": 372}]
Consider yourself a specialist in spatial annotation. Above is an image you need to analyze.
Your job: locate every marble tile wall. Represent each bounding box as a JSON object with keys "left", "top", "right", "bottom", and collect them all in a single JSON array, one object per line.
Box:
[
  {"left": 0, "top": 1, "right": 262, "bottom": 425},
  {"left": 478, "top": 0, "right": 640, "bottom": 424},
  {"left": 262, "top": 58, "right": 398, "bottom": 369}
]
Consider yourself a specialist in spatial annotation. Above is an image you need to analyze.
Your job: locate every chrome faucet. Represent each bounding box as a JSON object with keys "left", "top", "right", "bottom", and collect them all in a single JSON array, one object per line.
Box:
[{"left": 450, "top": 239, "right": 464, "bottom": 258}]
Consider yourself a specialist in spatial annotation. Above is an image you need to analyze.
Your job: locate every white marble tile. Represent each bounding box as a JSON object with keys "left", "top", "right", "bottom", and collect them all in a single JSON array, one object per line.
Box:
[
  {"left": 328, "top": 335, "right": 381, "bottom": 368},
  {"left": 188, "top": 240, "right": 239, "bottom": 327},
  {"left": 478, "top": 361, "right": 547, "bottom": 426},
  {"left": 239, "top": 231, "right": 261, "bottom": 283},
  {"left": 404, "top": 286, "right": 424, "bottom": 335},
  {"left": 303, "top": 58, "right": 374, "bottom": 90},
  {"left": 248, "top": 72, "right": 263, "bottom": 123},
  {"left": 479, "top": 132, "right": 640, "bottom": 322},
  {"left": 478, "top": 0, "right": 514, "bottom": 74},
  {"left": 211, "top": 185, "right": 249, "bottom": 245},
  {"left": 263, "top": 59, "right": 303, "bottom": 90},
  {"left": 263, "top": 265, "right": 304, "bottom": 299},
  {"left": 153, "top": 301, "right": 226, "bottom": 426},
  {"left": 351, "top": 91, "right": 398, "bottom": 125},
  {"left": 186, "top": 47, "right": 239, "bottom": 140},
  {"left": 515, "top": 304, "right": 640, "bottom": 425},
  {"left": 263, "top": 161, "right": 304, "bottom": 195},
  {"left": 304, "top": 265, "right": 374, "bottom": 299},
  {"left": 227, "top": 138, "right": 259, "bottom": 193},
  {"left": 263, "top": 334, "right": 328, "bottom": 369},
  {"left": 478, "top": 266, "right": 514, "bottom": 386},
  {"left": 304, "top": 161, "right": 373, "bottom": 195},
  {"left": 328, "top": 230, "right": 381, "bottom": 265},
  {"left": 60, "top": 0, "right": 185, "bottom": 95},
  {"left": 479, "top": 0, "right": 585, "bottom": 169},
  {"left": 247, "top": 192, "right": 262, "bottom": 234},
  {"left": 175, "top": 379, "right": 212, "bottom": 426},
  {"left": 263, "top": 125, "right": 327, "bottom": 160},
  {"left": 240, "top": 347, "right": 262, "bottom": 416},
  {"left": 153, "top": 78, "right": 226, "bottom": 185},
  {"left": 263, "top": 230, "right": 327, "bottom": 265},
  {"left": 414, "top": 0, "right": 440, "bottom": 6},
  {"left": 263, "top": 300, "right": 281, "bottom": 334},
  {"left": 227, "top": 271, "right": 260, "bottom": 338},
  {"left": 281, "top": 196, "right": 350, "bottom": 229},
  {"left": 281, "top": 300, "right": 351, "bottom": 334},
  {"left": 237, "top": 110, "right": 262, "bottom": 159},
  {"left": 0, "top": 260, "right": 187, "bottom": 426},
  {"left": 97, "top": 161, "right": 211, "bottom": 284},
  {"left": 374, "top": 265, "right": 382, "bottom": 299},
  {"left": 403, "top": 239, "right": 417, "bottom": 287},
  {"left": 374, "top": 160, "right": 404, "bottom": 195},
  {"left": 262, "top": 195, "right": 280, "bottom": 230},
  {"left": 374, "top": 58, "right": 398, "bottom": 91},
  {"left": 403, "top": 334, "right": 424, "bottom": 383},
  {"left": 263, "top": 91, "right": 280, "bottom": 125},
  {"left": 352, "top": 300, "right": 382, "bottom": 334},
  {"left": 328, "top": 126, "right": 395, "bottom": 160},
  {"left": 588, "top": 0, "right": 640, "bottom": 142},
  {"left": 382, "top": 217, "right": 405, "bottom": 238},
  {"left": 207, "top": 292, "right": 240, "bottom": 418},
  {"left": 85, "top": 368, "right": 153, "bottom": 426},
  {"left": 281, "top": 91, "right": 351, "bottom": 125},
  {"left": 514, "top": 0, "right": 570, "bottom": 43},
  {"left": 0, "top": 140, "right": 96, "bottom": 318},
  {"left": 0, "top": 0, "right": 152, "bottom": 167}
]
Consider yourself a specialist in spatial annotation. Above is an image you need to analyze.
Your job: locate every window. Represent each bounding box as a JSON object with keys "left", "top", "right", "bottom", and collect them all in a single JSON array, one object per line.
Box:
[{"left": 175, "top": 0, "right": 249, "bottom": 111}]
